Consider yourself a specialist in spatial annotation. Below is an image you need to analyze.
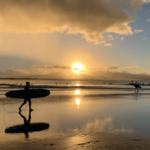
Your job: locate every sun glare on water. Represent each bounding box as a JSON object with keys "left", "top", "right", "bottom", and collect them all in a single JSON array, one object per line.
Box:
[{"left": 72, "top": 63, "right": 83, "bottom": 73}]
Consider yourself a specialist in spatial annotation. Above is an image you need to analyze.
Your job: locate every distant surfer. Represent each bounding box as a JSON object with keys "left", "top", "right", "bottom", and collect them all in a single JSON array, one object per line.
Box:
[
  {"left": 19, "top": 82, "right": 33, "bottom": 111},
  {"left": 130, "top": 81, "right": 141, "bottom": 92}
]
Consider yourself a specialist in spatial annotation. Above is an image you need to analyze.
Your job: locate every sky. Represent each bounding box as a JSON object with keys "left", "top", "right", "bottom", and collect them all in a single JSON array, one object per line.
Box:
[{"left": 0, "top": 0, "right": 150, "bottom": 80}]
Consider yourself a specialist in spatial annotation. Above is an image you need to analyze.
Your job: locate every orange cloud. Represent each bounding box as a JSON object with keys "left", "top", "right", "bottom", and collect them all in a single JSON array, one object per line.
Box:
[{"left": 0, "top": 0, "right": 144, "bottom": 45}]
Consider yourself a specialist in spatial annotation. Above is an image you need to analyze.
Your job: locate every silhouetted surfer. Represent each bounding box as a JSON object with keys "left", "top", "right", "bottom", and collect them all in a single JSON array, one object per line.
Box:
[
  {"left": 130, "top": 81, "right": 141, "bottom": 93},
  {"left": 19, "top": 82, "right": 33, "bottom": 111},
  {"left": 19, "top": 110, "right": 32, "bottom": 138}
]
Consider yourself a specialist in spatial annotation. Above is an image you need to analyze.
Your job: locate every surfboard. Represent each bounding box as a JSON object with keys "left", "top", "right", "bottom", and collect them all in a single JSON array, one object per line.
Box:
[
  {"left": 5, "top": 123, "right": 50, "bottom": 133},
  {"left": 5, "top": 89, "right": 50, "bottom": 99},
  {"left": 132, "top": 84, "right": 141, "bottom": 88}
]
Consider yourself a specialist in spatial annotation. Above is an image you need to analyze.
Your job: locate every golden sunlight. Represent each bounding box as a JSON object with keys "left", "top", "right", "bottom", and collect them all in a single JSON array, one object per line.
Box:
[
  {"left": 76, "top": 98, "right": 80, "bottom": 108},
  {"left": 72, "top": 63, "right": 83, "bottom": 73},
  {"left": 75, "top": 90, "right": 80, "bottom": 95}
]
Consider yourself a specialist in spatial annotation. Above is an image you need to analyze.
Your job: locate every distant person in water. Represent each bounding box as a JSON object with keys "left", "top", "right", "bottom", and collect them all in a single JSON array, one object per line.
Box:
[{"left": 19, "top": 82, "right": 33, "bottom": 111}]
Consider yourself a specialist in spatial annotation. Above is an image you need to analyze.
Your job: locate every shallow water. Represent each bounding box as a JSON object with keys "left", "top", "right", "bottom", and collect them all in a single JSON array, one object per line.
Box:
[{"left": 1, "top": 87, "right": 150, "bottom": 145}]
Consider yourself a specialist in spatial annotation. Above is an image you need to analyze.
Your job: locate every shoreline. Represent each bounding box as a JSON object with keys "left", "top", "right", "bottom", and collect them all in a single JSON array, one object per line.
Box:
[{"left": 1, "top": 84, "right": 150, "bottom": 89}]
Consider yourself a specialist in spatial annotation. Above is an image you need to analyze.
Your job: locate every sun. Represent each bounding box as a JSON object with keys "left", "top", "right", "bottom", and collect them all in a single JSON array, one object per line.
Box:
[{"left": 72, "top": 63, "right": 83, "bottom": 73}]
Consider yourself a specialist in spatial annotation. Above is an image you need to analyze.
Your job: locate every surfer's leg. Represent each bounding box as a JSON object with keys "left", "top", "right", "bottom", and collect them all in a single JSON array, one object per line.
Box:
[
  {"left": 28, "top": 99, "right": 33, "bottom": 111},
  {"left": 135, "top": 88, "right": 138, "bottom": 93},
  {"left": 19, "top": 99, "right": 27, "bottom": 110},
  {"left": 28, "top": 99, "right": 31, "bottom": 109}
]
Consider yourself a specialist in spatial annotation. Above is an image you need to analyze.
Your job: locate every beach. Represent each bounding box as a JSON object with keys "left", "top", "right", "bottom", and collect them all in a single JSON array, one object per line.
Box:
[
  {"left": 1, "top": 79, "right": 150, "bottom": 149},
  {"left": 1, "top": 0, "right": 150, "bottom": 149}
]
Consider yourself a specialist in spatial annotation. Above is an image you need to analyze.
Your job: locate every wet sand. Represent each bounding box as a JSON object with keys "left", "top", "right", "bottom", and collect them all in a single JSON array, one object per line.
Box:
[
  {"left": 1, "top": 89, "right": 150, "bottom": 150},
  {"left": 1, "top": 132, "right": 150, "bottom": 150}
]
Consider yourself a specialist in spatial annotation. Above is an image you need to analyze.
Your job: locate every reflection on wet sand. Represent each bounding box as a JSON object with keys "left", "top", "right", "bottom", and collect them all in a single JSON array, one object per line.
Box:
[
  {"left": 82, "top": 118, "right": 133, "bottom": 134},
  {"left": 64, "top": 117, "right": 133, "bottom": 136},
  {"left": 44, "top": 117, "right": 133, "bottom": 138},
  {"left": 1, "top": 93, "right": 150, "bottom": 150},
  {"left": 75, "top": 98, "right": 80, "bottom": 108},
  {"left": 5, "top": 110, "right": 50, "bottom": 138},
  {"left": 75, "top": 89, "right": 80, "bottom": 95}
]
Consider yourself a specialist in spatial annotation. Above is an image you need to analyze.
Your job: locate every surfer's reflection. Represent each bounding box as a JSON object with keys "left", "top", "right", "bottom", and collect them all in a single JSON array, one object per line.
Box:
[
  {"left": 19, "top": 110, "right": 31, "bottom": 138},
  {"left": 134, "top": 88, "right": 139, "bottom": 94},
  {"left": 19, "top": 82, "right": 33, "bottom": 111},
  {"left": 5, "top": 110, "right": 50, "bottom": 138}
]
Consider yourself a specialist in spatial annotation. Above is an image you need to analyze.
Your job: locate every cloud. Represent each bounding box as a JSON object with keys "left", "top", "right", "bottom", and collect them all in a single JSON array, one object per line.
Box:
[
  {"left": 0, "top": 65, "right": 72, "bottom": 78},
  {"left": 133, "top": 30, "right": 144, "bottom": 34},
  {"left": 0, "top": 65, "right": 150, "bottom": 80},
  {"left": 104, "top": 43, "right": 112, "bottom": 47},
  {"left": 53, "top": 65, "right": 71, "bottom": 69},
  {"left": 143, "top": 37, "right": 147, "bottom": 40},
  {"left": 107, "top": 65, "right": 139, "bottom": 70},
  {"left": 107, "top": 35, "right": 114, "bottom": 41},
  {"left": 125, "top": 65, "right": 139, "bottom": 68},
  {"left": 121, "top": 37, "right": 124, "bottom": 41},
  {"left": 143, "top": 0, "right": 150, "bottom": 3},
  {"left": 30, "top": 65, "right": 71, "bottom": 70},
  {"left": 146, "top": 19, "right": 150, "bottom": 22},
  {"left": 72, "top": 68, "right": 81, "bottom": 71},
  {"left": 0, "top": 0, "right": 145, "bottom": 45},
  {"left": 90, "top": 69, "right": 150, "bottom": 80},
  {"left": 107, "top": 65, "right": 120, "bottom": 69}
]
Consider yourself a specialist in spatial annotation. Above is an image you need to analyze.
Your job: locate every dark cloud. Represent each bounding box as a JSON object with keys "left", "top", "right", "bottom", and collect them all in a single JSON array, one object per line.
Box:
[
  {"left": 29, "top": 65, "right": 71, "bottom": 70},
  {"left": 53, "top": 65, "right": 71, "bottom": 69},
  {"left": 0, "top": 0, "right": 144, "bottom": 44},
  {"left": 107, "top": 65, "right": 140, "bottom": 69},
  {"left": 90, "top": 69, "right": 150, "bottom": 80},
  {"left": 0, "top": 66, "right": 150, "bottom": 80}
]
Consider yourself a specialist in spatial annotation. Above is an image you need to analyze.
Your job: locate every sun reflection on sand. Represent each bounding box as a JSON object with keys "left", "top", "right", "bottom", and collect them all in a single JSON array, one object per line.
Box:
[
  {"left": 76, "top": 98, "right": 80, "bottom": 108},
  {"left": 75, "top": 90, "right": 80, "bottom": 95}
]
